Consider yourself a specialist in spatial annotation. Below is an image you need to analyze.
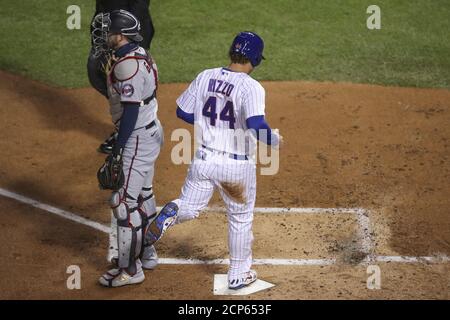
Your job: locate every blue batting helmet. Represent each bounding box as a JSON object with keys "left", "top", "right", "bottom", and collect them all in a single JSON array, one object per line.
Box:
[{"left": 229, "top": 31, "right": 265, "bottom": 67}]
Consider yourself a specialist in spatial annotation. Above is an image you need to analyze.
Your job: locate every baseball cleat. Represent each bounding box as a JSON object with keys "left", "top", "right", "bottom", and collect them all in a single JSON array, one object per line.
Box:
[
  {"left": 141, "top": 245, "right": 158, "bottom": 270},
  {"left": 99, "top": 267, "right": 120, "bottom": 280},
  {"left": 99, "top": 268, "right": 145, "bottom": 288},
  {"left": 144, "top": 201, "right": 178, "bottom": 246},
  {"left": 228, "top": 270, "right": 258, "bottom": 290},
  {"left": 97, "top": 131, "right": 118, "bottom": 154}
]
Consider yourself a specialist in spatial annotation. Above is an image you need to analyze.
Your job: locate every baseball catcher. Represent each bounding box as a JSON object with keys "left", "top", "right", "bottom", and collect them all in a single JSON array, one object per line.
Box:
[{"left": 93, "top": 9, "right": 164, "bottom": 287}]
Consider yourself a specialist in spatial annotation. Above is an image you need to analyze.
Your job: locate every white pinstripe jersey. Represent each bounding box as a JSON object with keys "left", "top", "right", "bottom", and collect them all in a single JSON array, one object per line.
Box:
[{"left": 176, "top": 67, "right": 266, "bottom": 155}]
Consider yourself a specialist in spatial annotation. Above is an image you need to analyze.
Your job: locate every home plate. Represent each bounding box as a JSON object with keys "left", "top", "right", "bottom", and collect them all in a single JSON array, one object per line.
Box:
[{"left": 213, "top": 274, "right": 275, "bottom": 296}]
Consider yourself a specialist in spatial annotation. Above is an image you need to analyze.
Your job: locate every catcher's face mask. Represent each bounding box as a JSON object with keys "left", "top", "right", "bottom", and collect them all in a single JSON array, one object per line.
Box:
[{"left": 91, "top": 12, "right": 111, "bottom": 58}]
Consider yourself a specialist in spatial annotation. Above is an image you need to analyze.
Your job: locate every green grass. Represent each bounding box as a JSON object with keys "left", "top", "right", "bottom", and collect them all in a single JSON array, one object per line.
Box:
[{"left": 1, "top": 0, "right": 449, "bottom": 88}]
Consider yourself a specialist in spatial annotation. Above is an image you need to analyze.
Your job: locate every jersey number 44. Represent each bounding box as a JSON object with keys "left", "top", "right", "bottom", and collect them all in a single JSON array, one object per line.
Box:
[{"left": 202, "top": 97, "right": 236, "bottom": 129}]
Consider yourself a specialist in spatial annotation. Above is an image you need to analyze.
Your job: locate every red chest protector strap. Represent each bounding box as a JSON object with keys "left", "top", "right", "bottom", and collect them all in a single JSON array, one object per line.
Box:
[{"left": 109, "top": 53, "right": 158, "bottom": 98}]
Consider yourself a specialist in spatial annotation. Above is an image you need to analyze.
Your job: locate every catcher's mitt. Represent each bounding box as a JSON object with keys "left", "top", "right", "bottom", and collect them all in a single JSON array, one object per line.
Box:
[{"left": 97, "top": 151, "right": 125, "bottom": 191}]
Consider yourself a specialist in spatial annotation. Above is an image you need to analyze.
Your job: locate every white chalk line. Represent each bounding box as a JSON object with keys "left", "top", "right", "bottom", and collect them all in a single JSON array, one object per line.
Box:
[
  {"left": 182, "top": 206, "right": 364, "bottom": 214},
  {"left": 356, "top": 208, "right": 374, "bottom": 260},
  {"left": 0, "top": 188, "right": 109, "bottom": 234},
  {"left": 159, "top": 256, "right": 450, "bottom": 266},
  {"left": 1, "top": 187, "right": 448, "bottom": 266}
]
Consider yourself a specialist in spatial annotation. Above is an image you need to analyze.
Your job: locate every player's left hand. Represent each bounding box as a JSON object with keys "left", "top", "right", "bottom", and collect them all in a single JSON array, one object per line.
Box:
[
  {"left": 97, "top": 148, "right": 125, "bottom": 191},
  {"left": 277, "top": 133, "right": 284, "bottom": 149},
  {"left": 271, "top": 129, "right": 284, "bottom": 150}
]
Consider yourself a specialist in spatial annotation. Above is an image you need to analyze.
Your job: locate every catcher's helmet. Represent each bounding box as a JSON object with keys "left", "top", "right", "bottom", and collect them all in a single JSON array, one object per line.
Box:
[
  {"left": 229, "top": 31, "right": 265, "bottom": 67},
  {"left": 91, "top": 10, "right": 142, "bottom": 57},
  {"left": 108, "top": 10, "right": 143, "bottom": 43}
]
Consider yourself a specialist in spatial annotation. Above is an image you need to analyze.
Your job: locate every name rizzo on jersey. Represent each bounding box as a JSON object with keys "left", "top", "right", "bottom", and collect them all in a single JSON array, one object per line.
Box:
[{"left": 177, "top": 67, "right": 266, "bottom": 157}]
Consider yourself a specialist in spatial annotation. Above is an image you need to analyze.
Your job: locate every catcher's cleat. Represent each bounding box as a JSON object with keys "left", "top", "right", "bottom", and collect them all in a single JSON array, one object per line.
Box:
[
  {"left": 100, "top": 267, "right": 120, "bottom": 280},
  {"left": 144, "top": 201, "right": 178, "bottom": 246},
  {"left": 97, "top": 131, "right": 118, "bottom": 154},
  {"left": 99, "top": 267, "right": 145, "bottom": 288},
  {"left": 141, "top": 245, "right": 158, "bottom": 270},
  {"left": 228, "top": 270, "right": 258, "bottom": 290}
]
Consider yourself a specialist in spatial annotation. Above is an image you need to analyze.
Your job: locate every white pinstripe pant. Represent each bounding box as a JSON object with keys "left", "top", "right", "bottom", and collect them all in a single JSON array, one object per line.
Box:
[{"left": 174, "top": 148, "right": 256, "bottom": 280}]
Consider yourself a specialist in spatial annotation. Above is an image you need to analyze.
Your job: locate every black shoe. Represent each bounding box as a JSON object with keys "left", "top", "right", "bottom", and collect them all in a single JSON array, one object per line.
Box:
[{"left": 97, "top": 132, "right": 117, "bottom": 154}]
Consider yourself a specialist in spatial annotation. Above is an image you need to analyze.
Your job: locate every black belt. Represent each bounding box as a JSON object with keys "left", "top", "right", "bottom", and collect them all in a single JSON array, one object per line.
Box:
[
  {"left": 142, "top": 91, "right": 157, "bottom": 130},
  {"left": 145, "top": 120, "right": 156, "bottom": 130},
  {"left": 142, "top": 91, "right": 156, "bottom": 105}
]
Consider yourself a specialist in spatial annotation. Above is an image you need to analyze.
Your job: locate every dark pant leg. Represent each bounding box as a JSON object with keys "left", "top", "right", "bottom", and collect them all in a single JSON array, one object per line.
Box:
[
  {"left": 140, "top": 16, "right": 155, "bottom": 51},
  {"left": 87, "top": 50, "right": 108, "bottom": 98}
]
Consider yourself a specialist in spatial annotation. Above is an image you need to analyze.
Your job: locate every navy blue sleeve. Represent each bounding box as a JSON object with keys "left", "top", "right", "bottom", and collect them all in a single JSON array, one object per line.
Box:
[
  {"left": 246, "top": 115, "right": 276, "bottom": 145},
  {"left": 115, "top": 102, "right": 140, "bottom": 153},
  {"left": 176, "top": 106, "right": 195, "bottom": 125}
]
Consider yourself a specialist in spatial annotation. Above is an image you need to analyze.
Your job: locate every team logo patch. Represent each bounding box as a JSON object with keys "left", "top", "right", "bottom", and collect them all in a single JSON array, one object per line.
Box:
[{"left": 122, "top": 84, "right": 134, "bottom": 97}]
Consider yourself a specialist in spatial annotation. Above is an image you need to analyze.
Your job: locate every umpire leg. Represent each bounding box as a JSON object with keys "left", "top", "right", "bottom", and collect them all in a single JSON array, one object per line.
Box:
[{"left": 87, "top": 49, "right": 108, "bottom": 99}]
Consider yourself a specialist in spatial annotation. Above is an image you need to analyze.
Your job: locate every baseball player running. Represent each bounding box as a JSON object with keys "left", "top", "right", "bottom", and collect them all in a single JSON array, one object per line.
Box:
[
  {"left": 94, "top": 10, "right": 163, "bottom": 287},
  {"left": 144, "top": 31, "right": 283, "bottom": 289}
]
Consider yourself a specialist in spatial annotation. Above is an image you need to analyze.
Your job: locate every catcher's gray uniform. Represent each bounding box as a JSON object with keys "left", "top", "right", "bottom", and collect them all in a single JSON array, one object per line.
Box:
[{"left": 100, "top": 44, "right": 163, "bottom": 287}]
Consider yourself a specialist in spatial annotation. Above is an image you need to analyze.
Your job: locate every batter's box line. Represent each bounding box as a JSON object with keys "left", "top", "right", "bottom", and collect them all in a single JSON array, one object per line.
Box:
[
  {"left": 194, "top": 205, "right": 375, "bottom": 263},
  {"left": 1, "top": 187, "right": 448, "bottom": 266}
]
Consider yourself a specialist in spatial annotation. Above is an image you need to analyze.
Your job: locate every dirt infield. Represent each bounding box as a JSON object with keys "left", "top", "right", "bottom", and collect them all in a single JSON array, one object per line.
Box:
[{"left": 0, "top": 70, "right": 449, "bottom": 299}]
